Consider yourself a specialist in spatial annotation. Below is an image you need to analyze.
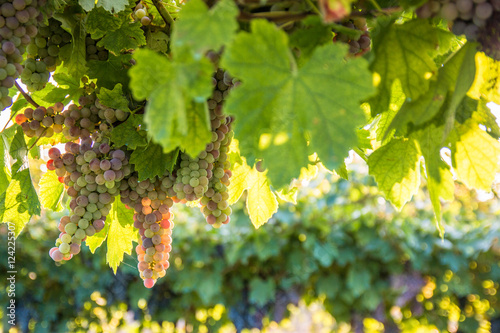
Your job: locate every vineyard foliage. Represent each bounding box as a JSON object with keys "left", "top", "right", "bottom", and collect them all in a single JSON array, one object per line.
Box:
[
  {"left": 0, "top": 0, "right": 499, "bottom": 277},
  {"left": 1, "top": 174, "right": 499, "bottom": 332}
]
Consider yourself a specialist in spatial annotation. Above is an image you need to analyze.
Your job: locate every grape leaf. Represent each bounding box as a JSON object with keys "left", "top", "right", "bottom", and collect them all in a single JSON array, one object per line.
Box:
[
  {"left": 97, "top": 21, "right": 146, "bottom": 55},
  {"left": 0, "top": 131, "right": 12, "bottom": 195},
  {"left": 374, "top": 80, "right": 404, "bottom": 142},
  {"left": 249, "top": 278, "right": 276, "bottom": 306},
  {"left": 368, "top": 137, "right": 421, "bottom": 209},
  {"left": 36, "top": 72, "right": 82, "bottom": 104},
  {"left": 87, "top": 54, "right": 132, "bottom": 90},
  {"left": 171, "top": 0, "right": 238, "bottom": 56},
  {"left": 450, "top": 117, "right": 500, "bottom": 190},
  {"left": 85, "top": 219, "right": 110, "bottom": 253},
  {"left": 110, "top": 114, "right": 147, "bottom": 149},
  {"left": 130, "top": 143, "right": 179, "bottom": 180},
  {"left": 146, "top": 30, "right": 170, "bottom": 54},
  {"left": 227, "top": 151, "right": 278, "bottom": 228},
  {"left": 38, "top": 171, "right": 64, "bottom": 212},
  {"left": 389, "top": 42, "right": 477, "bottom": 131},
  {"left": 86, "top": 6, "right": 123, "bottom": 39},
  {"left": 369, "top": 19, "right": 440, "bottom": 116},
  {"left": 66, "top": 18, "right": 87, "bottom": 79},
  {"left": 80, "top": 0, "right": 129, "bottom": 14},
  {"left": 427, "top": 162, "right": 454, "bottom": 236},
  {"left": 221, "top": 19, "right": 374, "bottom": 188},
  {"left": 106, "top": 198, "right": 136, "bottom": 274},
  {"left": 9, "top": 126, "right": 28, "bottom": 175},
  {"left": 96, "top": 83, "right": 130, "bottom": 111},
  {"left": 129, "top": 49, "right": 213, "bottom": 157},
  {"left": 289, "top": 16, "right": 333, "bottom": 60},
  {"left": 0, "top": 169, "right": 41, "bottom": 237},
  {"left": 469, "top": 51, "right": 500, "bottom": 104}
]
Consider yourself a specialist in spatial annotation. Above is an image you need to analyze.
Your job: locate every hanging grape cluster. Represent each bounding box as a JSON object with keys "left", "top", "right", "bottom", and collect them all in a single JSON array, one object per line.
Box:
[
  {"left": 133, "top": 2, "right": 152, "bottom": 26},
  {"left": 333, "top": 18, "right": 371, "bottom": 56},
  {"left": 417, "top": 0, "right": 500, "bottom": 60},
  {"left": 16, "top": 70, "right": 235, "bottom": 288},
  {"left": 22, "top": 18, "right": 71, "bottom": 91},
  {"left": 0, "top": 0, "right": 43, "bottom": 109}
]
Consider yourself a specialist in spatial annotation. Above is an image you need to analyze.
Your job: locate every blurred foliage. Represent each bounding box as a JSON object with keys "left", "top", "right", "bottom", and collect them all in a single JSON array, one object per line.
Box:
[{"left": 1, "top": 171, "right": 499, "bottom": 333}]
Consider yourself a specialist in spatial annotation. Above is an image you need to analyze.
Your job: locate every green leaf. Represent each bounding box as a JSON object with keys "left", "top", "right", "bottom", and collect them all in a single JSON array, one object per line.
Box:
[
  {"left": 106, "top": 198, "right": 136, "bottom": 274},
  {"left": 96, "top": 83, "right": 130, "bottom": 111},
  {"left": 38, "top": 171, "right": 64, "bottom": 212},
  {"left": 146, "top": 29, "right": 170, "bottom": 54},
  {"left": 0, "top": 169, "right": 40, "bottom": 237},
  {"left": 389, "top": 42, "right": 477, "bottom": 131},
  {"left": 37, "top": 73, "right": 82, "bottom": 104},
  {"left": 9, "top": 126, "right": 28, "bottom": 175},
  {"left": 316, "top": 275, "right": 341, "bottom": 298},
  {"left": 369, "top": 20, "right": 440, "bottom": 115},
  {"left": 86, "top": 218, "right": 110, "bottom": 253},
  {"left": 450, "top": 117, "right": 500, "bottom": 190},
  {"left": 427, "top": 162, "right": 454, "bottom": 236},
  {"left": 86, "top": 6, "right": 123, "bottom": 39},
  {"left": 249, "top": 278, "right": 276, "bottom": 307},
  {"left": 98, "top": 21, "right": 146, "bottom": 55},
  {"left": 87, "top": 54, "right": 132, "bottom": 90},
  {"left": 346, "top": 264, "right": 371, "bottom": 298},
  {"left": 80, "top": 0, "right": 129, "bottom": 14},
  {"left": 221, "top": 20, "right": 374, "bottom": 188},
  {"left": 289, "top": 16, "right": 333, "bottom": 60},
  {"left": 65, "top": 18, "right": 87, "bottom": 79},
  {"left": 469, "top": 51, "right": 500, "bottom": 104},
  {"left": 130, "top": 143, "right": 179, "bottom": 180},
  {"left": 110, "top": 114, "right": 147, "bottom": 149},
  {"left": 172, "top": 0, "right": 238, "bottom": 56},
  {"left": 129, "top": 49, "right": 213, "bottom": 156},
  {"left": 0, "top": 131, "right": 12, "bottom": 194},
  {"left": 368, "top": 137, "right": 421, "bottom": 209}
]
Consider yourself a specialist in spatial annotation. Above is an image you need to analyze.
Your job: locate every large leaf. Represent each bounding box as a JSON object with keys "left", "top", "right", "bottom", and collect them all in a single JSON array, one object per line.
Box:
[
  {"left": 369, "top": 19, "right": 440, "bottom": 115},
  {"left": 106, "top": 199, "right": 136, "bottom": 274},
  {"left": 221, "top": 19, "right": 374, "bottom": 188},
  {"left": 172, "top": 0, "right": 238, "bottom": 56},
  {"left": 129, "top": 49, "right": 213, "bottom": 157},
  {"left": 130, "top": 143, "right": 179, "bottom": 180},
  {"left": 97, "top": 21, "right": 146, "bottom": 55},
  {"left": 368, "top": 137, "right": 421, "bottom": 209}
]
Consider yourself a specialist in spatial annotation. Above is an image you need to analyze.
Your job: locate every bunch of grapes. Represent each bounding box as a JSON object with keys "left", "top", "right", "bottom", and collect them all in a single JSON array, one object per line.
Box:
[
  {"left": 16, "top": 90, "right": 129, "bottom": 140},
  {"left": 86, "top": 36, "right": 108, "bottom": 61},
  {"left": 22, "top": 18, "right": 71, "bottom": 91},
  {"left": 0, "top": 0, "right": 43, "bottom": 109},
  {"left": 48, "top": 142, "right": 132, "bottom": 262},
  {"left": 133, "top": 2, "right": 152, "bottom": 26},
  {"left": 122, "top": 173, "right": 175, "bottom": 288},
  {"left": 198, "top": 70, "right": 234, "bottom": 228},
  {"left": 417, "top": 0, "right": 500, "bottom": 60},
  {"left": 333, "top": 18, "right": 371, "bottom": 56}
]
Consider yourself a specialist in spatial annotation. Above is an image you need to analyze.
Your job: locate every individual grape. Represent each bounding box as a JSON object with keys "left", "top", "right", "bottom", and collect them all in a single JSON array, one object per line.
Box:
[
  {"left": 475, "top": 2, "right": 493, "bottom": 19},
  {"left": 332, "top": 18, "right": 371, "bottom": 56}
]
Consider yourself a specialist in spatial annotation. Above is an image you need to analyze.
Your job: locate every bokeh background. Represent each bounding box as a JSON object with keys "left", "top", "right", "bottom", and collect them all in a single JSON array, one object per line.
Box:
[{"left": 1, "top": 158, "right": 500, "bottom": 333}]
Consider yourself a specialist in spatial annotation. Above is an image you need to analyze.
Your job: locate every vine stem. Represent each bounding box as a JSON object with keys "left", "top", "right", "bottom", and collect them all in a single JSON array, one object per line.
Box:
[
  {"left": 28, "top": 127, "right": 47, "bottom": 150},
  {"left": 15, "top": 81, "right": 39, "bottom": 108},
  {"left": 331, "top": 23, "right": 362, "bottom": 39},
  {"left": 304, "top": 0, "right": 321, "bottom": 15},
  {"left": 151, "top": 0, "right": 174, "bottom": 29}
]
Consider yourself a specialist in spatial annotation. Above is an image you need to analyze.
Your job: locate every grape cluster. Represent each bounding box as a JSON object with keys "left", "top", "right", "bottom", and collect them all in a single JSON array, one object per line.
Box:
[
  {"left": 0, "top": 0, "right": 43, "bottom": 109},
  {"left": 48, "top": 142, "right": 132, "bottom": 262},
  {"left": 417, "top": 0, "right": 500, "bottom": 60},
  {"left": 22, "top": 18, "right": 71, "bottom": 91},
  {"left": 333, "top": 18, "right": 371, "bottom": 56},
  {"left": 134, "top": 2, "right": 152, "bottom": 26},
  {"left": 16, "top": 90, "right": 128, "bottom": 140},
  {"left": 121, "top": 173, "right": 175, "bottom": 288},
  {"left": 198, "top": 69, "right": 234, "bottom": 228},
  {"left": 86, "top": 36, "right": 108, "bottom": 61},
  {"left": 20, "top": 69, "right": 235, "bottom": 287}
]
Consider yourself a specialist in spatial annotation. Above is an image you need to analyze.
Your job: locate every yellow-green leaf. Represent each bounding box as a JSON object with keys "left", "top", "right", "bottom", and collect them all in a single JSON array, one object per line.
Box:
[
  {"left": 246, "top": 168, "right": 278, "bottom": 229},
  {"left": 451, "top": 117, "right": 500, "bottom": 190},
  {"left": 38, "top": 171, "right": 64, "bottom": 212},
  {"left": 468, "top": 52, "right": 500, "bottom": 104},
  {"left": 227, "top": 159, "right": 251, "bottom": 205},
  {"left": 368, "top": 138, "right": 421, "bottom": 209},
  {"left": 106, "top": 198, "right": 136, "bottom": 273}
]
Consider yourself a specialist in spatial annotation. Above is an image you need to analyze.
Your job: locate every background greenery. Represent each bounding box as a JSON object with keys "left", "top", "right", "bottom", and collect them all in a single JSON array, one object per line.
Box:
[{"left": 1, "top": 169, "right": 499, "bottom": 333}]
